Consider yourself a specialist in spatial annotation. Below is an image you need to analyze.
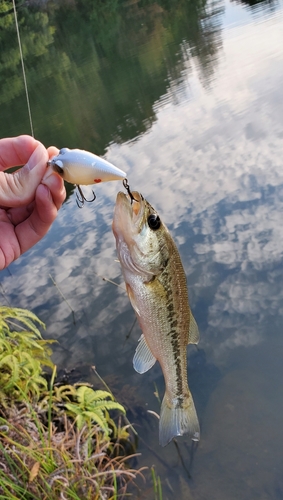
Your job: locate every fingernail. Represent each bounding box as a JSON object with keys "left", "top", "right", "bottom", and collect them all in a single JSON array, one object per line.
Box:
[
  {"left": 41, "top": 183, "right": 51, "bottom": 199},
  {"left": 43, "top": 164, "right": 55, "bottom": 181},
  {"left": 42, "top": 168, "right": 63, "bottom": 196},
  {"left": 26, "top": 142, "right": 47, "bottom": 171}
]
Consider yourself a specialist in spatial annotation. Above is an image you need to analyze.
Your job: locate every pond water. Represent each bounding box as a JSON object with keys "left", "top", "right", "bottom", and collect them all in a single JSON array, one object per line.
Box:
[{"left": 1, "top": 0, "right": 283, "bottom": 498}]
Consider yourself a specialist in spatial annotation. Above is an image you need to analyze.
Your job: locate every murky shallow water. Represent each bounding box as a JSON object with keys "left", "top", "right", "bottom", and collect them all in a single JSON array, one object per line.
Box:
[{"left": 1, "top": 0, "right": 283, "bottom": 497}]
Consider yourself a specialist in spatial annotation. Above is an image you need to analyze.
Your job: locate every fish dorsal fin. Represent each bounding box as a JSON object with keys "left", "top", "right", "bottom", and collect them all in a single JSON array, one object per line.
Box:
[
  {"left": 188, "top": 312, "right": 200, "bottom": 344},
  {"left": 133, "top": 334, "right": 156, "bottom": 374},
  {"left": 126, "top": 283, "right": 140, "bottom": 316}
]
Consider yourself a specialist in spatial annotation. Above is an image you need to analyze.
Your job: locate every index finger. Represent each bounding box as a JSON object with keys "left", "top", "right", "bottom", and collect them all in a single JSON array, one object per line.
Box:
[{"left": 0, "top": 135, "right": 41, "bottom": 171}]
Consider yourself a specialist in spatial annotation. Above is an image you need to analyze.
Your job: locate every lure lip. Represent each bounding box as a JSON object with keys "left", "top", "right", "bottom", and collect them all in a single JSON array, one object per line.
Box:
[{"left": 47, "top": 147, "right": 127, "bottom": 185}]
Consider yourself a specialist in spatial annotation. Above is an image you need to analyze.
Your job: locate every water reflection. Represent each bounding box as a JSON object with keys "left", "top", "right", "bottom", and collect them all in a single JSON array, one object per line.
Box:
[
  {"left": 0, "top": 0, "right": 223, "bottom": 149},
  {"left": 1, "top": 0, "right": 283, "bottom": 498},
  {"left": 234, "top": 0, "right": 278, "bottom": 9}
]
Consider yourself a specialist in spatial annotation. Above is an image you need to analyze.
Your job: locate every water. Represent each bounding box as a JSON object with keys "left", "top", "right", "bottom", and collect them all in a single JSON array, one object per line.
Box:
[{"left": 1, "top": 0, "right": 283, "bottom": 497}]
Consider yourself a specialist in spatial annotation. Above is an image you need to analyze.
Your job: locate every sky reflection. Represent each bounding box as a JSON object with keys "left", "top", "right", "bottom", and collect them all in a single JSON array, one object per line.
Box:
[
  {"left": 1, "top": 1, "right": 283, "bottom": 498},
  {"left": 1, "top": 1, "right": 282, "bottom": 366}
]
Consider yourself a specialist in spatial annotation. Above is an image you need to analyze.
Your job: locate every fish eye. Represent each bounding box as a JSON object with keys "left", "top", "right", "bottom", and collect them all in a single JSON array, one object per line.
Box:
[{"left": 148, "top": 214, "right": 161, "bottom": 230}]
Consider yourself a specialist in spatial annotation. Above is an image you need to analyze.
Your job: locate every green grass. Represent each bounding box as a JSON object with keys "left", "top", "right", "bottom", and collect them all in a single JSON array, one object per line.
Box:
[{"left": 0, "top": 305, "right": 148, "bottom": 499}]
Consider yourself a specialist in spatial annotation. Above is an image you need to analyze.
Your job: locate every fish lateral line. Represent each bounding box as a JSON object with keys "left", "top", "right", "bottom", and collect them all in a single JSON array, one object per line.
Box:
[{"left": 112, "top": 189, "right": 200, "bottom": 446}]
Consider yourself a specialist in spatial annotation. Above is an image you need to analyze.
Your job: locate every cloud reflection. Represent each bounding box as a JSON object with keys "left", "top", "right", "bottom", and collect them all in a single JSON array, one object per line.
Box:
[{"left": 1, "top": 9, "right": 283, "bottom": 368}]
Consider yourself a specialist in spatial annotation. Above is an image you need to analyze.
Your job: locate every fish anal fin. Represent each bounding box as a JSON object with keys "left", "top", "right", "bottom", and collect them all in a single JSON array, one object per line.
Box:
[
  {"left": 188, "top": 311, "right": 200, "bottom": 345},
  {"left": 133, "top": 334, "right": 156, "bottom": 374},
  {"left": 126, "top": 283, "right": 140, "bottom": 316},
  {"left": 159, "top": 393, "right": 200, "bottom": 447}
]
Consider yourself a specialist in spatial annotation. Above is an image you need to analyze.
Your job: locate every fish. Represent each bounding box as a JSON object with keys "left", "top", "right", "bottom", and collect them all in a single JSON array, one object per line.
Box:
[
  {"left": 112, "top": 191, "right": 200, "bottom": 446},
  {"left": 48, "top": 148, "right": 126, "bottom": 185}
]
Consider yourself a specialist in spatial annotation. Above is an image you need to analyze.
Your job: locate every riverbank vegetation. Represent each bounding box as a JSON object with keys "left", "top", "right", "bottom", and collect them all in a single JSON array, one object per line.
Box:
[{"left": 0, "top": 306, "right": 152, "bottom": 499}]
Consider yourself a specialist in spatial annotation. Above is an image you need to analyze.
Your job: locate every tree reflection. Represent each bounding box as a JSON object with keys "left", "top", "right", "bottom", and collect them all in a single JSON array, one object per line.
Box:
[
  {"left": 232, "top": 0, "right": 277, "bottom": 9},
  {"left": 0, "top": 0, "right": 223, "bottom": 152}
]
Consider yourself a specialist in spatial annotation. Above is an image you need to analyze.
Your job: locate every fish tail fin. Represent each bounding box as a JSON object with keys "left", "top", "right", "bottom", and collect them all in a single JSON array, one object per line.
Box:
[{"left": 159, "top": 393, "right": 200, "bottom": 447}]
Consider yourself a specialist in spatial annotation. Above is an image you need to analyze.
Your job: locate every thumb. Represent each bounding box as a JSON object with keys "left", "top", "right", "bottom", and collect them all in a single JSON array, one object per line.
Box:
[{"left": 0, "top": 142, "right": 49, "bottom": 208}]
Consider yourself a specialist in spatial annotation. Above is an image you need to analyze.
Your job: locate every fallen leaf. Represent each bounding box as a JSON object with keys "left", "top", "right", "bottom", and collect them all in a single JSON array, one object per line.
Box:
[{"left": 29, "top": 461, "right": 40, "bottom": 483}]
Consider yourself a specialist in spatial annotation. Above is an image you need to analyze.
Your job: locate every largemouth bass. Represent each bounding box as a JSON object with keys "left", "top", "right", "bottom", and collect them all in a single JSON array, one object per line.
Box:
[{"left": 112, "top": 191, "right": 200, "bottom": 446}]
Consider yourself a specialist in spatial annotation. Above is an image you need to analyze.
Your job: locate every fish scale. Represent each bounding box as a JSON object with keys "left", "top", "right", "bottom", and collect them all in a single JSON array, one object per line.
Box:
[
  {"left": 112, "top": 190, "right": 200, "bottom": 446},
  {"left": 155, "top": 257, "right": 189, "bottom": 401}
]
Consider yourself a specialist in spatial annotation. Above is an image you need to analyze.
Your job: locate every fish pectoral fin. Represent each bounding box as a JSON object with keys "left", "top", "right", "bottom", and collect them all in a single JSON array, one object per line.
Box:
[
  {"left": 133, "top": 334, "right": 156, "bottom": 374},
  {"left": 188, "top": 311, "right": 200, "bottom": 344},
  {"left": 126, "top": 283, "right": 140, "bottom": 316}
]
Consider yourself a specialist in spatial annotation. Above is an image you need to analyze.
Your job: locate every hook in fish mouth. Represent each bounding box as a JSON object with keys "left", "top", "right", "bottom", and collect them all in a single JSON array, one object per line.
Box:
[
  {"left": 76, "top": 185, "right": 96, "bottom": 208},
  {"left": 123, "top": 179, "right": 139, "bottom": 204}
]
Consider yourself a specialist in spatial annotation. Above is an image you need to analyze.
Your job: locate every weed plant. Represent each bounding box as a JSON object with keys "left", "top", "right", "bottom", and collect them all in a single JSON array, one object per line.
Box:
[{"left": 0, "top": 306, "right": 147, "bottom": 499}]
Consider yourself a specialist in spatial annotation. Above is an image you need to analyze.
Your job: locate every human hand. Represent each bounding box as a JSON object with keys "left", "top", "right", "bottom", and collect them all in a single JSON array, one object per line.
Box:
[{"left": 0, "top": 135, "right": 66, "bottom": 270}]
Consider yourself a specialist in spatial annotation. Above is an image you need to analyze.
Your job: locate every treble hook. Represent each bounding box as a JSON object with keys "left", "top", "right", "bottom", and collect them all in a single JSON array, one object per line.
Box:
[
  {"left": 123, "top": 179, "right": 139, "bottom": 204},
  {"left": 76, "top": 185, "right": 96, "bottom": 208}
]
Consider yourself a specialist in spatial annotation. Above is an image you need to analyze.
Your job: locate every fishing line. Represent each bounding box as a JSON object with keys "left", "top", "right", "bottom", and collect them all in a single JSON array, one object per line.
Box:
[{"left": 12, "top": 0, "right": 34, "bottom": 137}]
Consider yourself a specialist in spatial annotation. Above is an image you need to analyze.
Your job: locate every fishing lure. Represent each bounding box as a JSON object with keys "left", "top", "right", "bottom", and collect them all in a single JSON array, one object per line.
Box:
[{"left": 48, "top": 148, "right": 127, "bottom": 207}]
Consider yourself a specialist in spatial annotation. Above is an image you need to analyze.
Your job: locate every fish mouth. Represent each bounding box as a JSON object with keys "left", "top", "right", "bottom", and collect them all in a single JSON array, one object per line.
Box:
[
  {"left": 113, "top": 191, "right": 146, "bottom": 240},
  {"left": 116, "top": 191, "right": 144, "bottom": 223}
]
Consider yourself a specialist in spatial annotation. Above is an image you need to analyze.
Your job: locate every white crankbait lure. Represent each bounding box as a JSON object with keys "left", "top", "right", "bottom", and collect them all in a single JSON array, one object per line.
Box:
[
  {"left": 48, "top": 148, "right": 126, "bottom": 184},
  {"left": 47, "top": 147, "right": 127, "bottom": 207}
]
